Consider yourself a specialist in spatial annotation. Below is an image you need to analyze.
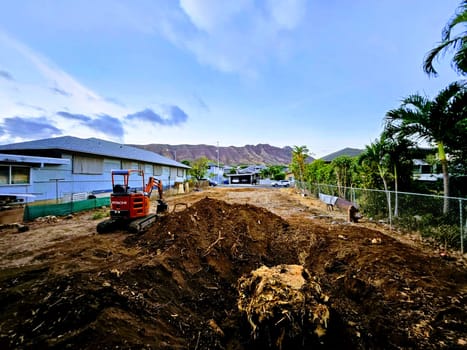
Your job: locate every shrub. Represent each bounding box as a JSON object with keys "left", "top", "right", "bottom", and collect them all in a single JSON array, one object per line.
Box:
[
  {"left": 421, "top": 224, "right": 461, "bottom": 249},
  {"left": 91, "top": 211, "right": 108, "bottom": 220}
]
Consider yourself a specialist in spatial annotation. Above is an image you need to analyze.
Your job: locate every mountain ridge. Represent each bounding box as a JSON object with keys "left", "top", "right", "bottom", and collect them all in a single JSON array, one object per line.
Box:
[{"left": 131, "top": 143, "right": 303, "bottom": 165}]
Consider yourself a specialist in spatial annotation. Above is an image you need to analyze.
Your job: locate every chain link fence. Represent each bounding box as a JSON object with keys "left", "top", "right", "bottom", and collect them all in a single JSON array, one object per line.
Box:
[{"left": 296, "top": 182, "right": 467, "bottom": 254}]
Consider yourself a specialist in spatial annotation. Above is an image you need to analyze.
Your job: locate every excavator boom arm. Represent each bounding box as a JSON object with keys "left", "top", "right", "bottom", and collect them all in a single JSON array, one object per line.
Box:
[{"left": 145, "top": 177, "right": 163, "bottom": 199}]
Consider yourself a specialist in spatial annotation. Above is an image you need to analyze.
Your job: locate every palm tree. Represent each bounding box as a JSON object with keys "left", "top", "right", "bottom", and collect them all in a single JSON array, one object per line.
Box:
[
  {"left": 444, "top": 87, "right": 467, "bottom": 170},
  {"left": 359, "top": 139, "right": 393, "bottom": 225},
  {"left": 290, "top": 145, "right": 310, "bottom": 185},
  {"left": 385, "top": 81, "right": 466, "bottom": 213},
  {"left": 331, "top": 156, "right": 353, "bottom": 198},
  {"left": 381, "top": 127, "right": 415, "bottom": 217},
  {"left": 423, "top": 1, "right": 467, "bottom": 76}
]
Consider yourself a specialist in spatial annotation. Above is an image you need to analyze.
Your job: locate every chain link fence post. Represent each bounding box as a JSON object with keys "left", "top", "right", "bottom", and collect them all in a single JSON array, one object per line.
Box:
[{"left": 460, "top": 198, "right": 464, "bottom": 255}]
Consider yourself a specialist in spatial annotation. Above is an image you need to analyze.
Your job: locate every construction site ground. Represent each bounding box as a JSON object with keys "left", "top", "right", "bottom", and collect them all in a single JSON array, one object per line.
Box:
[{"left": 0, "top": 186, "right": 466, "bottom": 349}]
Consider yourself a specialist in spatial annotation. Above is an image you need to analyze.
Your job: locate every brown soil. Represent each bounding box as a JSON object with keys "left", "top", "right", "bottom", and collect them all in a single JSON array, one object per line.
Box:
[{"left": 0, "top": 187, "right": 466, "bottom": 349}]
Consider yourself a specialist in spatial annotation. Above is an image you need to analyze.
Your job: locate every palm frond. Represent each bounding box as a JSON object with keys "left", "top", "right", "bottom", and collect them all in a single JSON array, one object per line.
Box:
[
  {"left": 423, "top": 40, "right": 460, "bottom": 76},
  {"left": 453, "top": 40, "right": 467, "bottom": 75},
  {"left": 425, "top": 0, "right": 467, "bottom": 76},
  {"left": 441, "top": 2, "right": 467, "bottom": 41},
  {"left": 401, "top": 94, "right": 430, "bottom": 114},
  {"left": 433, "top": 81, "right": 463, "bottom": 107}
]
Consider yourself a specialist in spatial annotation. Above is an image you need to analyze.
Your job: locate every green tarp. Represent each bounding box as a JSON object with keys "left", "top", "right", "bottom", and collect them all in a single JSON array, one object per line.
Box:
[{"left": 24, "top": 197, "right": 110, "bottom": 221}]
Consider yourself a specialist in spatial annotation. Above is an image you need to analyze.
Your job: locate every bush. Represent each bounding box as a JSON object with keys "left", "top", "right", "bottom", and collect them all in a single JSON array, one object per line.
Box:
[
  {"left": 91, "top": 211, "right": 108, "bottom": 220},
  {"left": 421, "top": 224, "right": 461, "bottom": 249}
]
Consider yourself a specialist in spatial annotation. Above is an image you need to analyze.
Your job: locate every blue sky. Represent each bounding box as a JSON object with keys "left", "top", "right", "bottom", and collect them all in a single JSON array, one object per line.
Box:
[{"left": 0, "top": 0, "right": 462, "bottom": 158}]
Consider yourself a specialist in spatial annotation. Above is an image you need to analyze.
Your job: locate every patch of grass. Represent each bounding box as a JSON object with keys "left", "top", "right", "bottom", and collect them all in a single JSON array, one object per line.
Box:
[
  {"left": 91, "top": 211, "right": 109, "bottom": 220},
  {"left": 422, "top": 224, "right": 461, "bottom": 249}
]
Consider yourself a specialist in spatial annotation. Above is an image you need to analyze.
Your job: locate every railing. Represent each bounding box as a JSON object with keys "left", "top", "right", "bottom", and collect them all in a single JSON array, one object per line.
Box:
[{"left": 296, "top": 182, "right": 467, "bottom": 254}]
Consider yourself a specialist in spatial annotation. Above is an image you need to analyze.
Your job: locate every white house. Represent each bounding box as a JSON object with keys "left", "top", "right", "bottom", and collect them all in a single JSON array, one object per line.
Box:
[{"left": 0, "top": 136, "right": 189, "bottom": 202}]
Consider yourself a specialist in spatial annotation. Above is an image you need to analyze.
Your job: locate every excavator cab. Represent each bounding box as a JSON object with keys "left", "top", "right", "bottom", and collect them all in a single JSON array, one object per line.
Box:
[
  {"left": 109, "top": 169, "right": 150, "bottom": 220},
  {"left": 97, "top": 169, "right": 167, "bottom": 234}
]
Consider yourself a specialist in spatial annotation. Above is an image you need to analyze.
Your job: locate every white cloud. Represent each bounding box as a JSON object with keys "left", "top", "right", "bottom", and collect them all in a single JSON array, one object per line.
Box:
[
  {"left": 154, "top": 0, "right": 309, "bottom": 76},
  {"left": 0, "top": 29, "right": 190, "bottom": 144},
  {"left": 0, "top": 30, "right": 124, "bottom": 117},
  {"left": 179, "top": 0, "right": 250, "bottom": 32},
  {"left": 266, "top": 0, "right": 306, "bottom": 30}
]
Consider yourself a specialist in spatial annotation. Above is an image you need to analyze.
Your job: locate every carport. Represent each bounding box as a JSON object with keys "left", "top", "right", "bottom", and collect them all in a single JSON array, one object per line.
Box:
[{"left": 226, "top": 173, "right": 259, "bottom": 185}]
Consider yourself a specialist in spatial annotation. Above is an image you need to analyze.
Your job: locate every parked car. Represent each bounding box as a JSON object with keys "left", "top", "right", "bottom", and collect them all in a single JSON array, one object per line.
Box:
[{"left": 271, "top": 180, "right": 290, "bottom": 187}]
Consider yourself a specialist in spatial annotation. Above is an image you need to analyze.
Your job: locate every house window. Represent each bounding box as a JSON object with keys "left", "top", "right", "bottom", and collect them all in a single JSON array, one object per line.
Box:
[
  {"left": 143, "top": 164, "right": 152, "bottom": 175},
  {"left": 154, "top": 165, "right": 162, "bottom": 176},
  {"left": 121, "top": 160, "right": 138, "bottom": 170},
  {"left": 0, "top": 166, "right": 9, "bottom": 184},
  {"left": 73, "top": 155, "right": 104, "bottom": 174},
  {"left": 0, "top": 165, "right": 30, "bottom": 185},
  {"left": 177, "top": 168, "right": 184, "bottom": 176},
  {"left": 12, "top": 166, "right": 30, "bottom": 184}
]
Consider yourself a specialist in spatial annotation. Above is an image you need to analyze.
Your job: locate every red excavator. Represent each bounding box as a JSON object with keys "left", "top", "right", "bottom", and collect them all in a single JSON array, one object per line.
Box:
[{"left": 96, "top": 169, "right": 168, "bottom": 233}]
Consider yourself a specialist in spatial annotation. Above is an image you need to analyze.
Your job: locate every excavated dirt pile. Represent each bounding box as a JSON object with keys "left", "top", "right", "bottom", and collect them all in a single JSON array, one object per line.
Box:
[{"left": 0, "top": 192, "right": 466, "bottom": 349}]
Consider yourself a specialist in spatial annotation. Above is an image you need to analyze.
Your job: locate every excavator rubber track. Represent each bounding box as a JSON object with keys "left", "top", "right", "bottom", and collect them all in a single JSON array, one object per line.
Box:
[
  {"left": 97, "top": 200, "right": 168, "bottom": 234},
  {"left": 96, "top": 218, "right": 126, "bottom": 234},
  {"left": 128, "top": 213, "right": 158, "bottom": 233},
  {"left": 96, "top": 214, "right": 158, "bottom": 234}
]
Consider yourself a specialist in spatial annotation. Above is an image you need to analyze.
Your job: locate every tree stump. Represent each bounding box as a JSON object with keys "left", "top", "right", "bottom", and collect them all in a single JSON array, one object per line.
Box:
[{"left": 237, "top": 264, "right": 330, "bottom": 349}]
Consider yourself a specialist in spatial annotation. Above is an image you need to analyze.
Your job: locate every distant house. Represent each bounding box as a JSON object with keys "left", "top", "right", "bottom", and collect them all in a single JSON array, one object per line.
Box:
[
  {"left": 0, "top": 136, "right": 189, "bottom": 202},
  {"left": 223, "top": 165, "right": 233, "bottom": 172},
  {"left": 225, "top": 165, "right": 262, "bottom": 185},
  {"left": 206, "top": 162, "right": 224, "bottom": 183},
  {"left": 238, "top": 165, "right": 266, "bottom": 174},
  {"left": 226, "top": 172, "right": 260, "bottom": 185},
  {"left": 412, "top": 159, "right": 442, "bottom": 182}
]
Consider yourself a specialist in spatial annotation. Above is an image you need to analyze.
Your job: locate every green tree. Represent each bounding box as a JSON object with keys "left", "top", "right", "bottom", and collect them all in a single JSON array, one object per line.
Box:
[
  {"left": 385, "top": 82, "right": 466, "bottom": 213},
  {"left": 189, "top": 156, "right": 209, "bottom": 181},
  {"left": 381, "top": 127, "right": 416, "bottom": 217},
  {"left": 423, "top": 1, "right": 467, "bottom": 76},
  {"left": 359, "top": 139, "right": 393, "bottom": 223},
  {"left": 444, "top": 87, "right": 467, "bottom": 172},
  {"left": 349, "top": 157, "right": 365, "bottom": 189},
  {"left": 290, "top": 145, "right": 310, "bottom": 185},
  {"left": 331, "top": 156, "right": 353, "bottom": 198},
  {"left": 305, "top": 159, "right": 327, "bottom": 183},
  {"left": 356, "top": 156, "right": 381, "bottom": 189},
  {"left": 304, "top": 159, "right": 334, "bottom": 196},
  {"left": 259, "top": 167, "right": 270, "bottom": 179},
  {"left": 267, "top": 165, "right": 287, "bottom": 180}
]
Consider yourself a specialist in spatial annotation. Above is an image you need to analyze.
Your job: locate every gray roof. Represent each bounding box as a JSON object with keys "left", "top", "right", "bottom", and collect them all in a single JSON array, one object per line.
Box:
[
  {"left": 238, "top": 165, "right": 262, "bottom": 174},
  {"left": 320, "top": 148, "right": 364, "bottom": 162},
  {"left": 0, "top": 153, "right": 70, "bottom": 165},
  {"left": 413, "top": 159, "right": 429, "bottom": 166},
  {"left": 0, "top": 136, "right": 189, "bottom": 169}
]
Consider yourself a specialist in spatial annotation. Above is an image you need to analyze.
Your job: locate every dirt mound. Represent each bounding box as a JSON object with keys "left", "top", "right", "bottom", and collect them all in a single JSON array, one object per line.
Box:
[
  {"left": 131, "top": 197, "right": 292, "bottom": 280},
  {"left": 0, "top": 194, "right": 466, "bottom": 349}
]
